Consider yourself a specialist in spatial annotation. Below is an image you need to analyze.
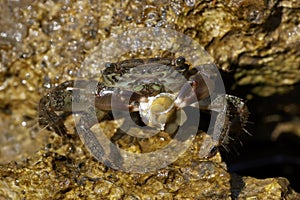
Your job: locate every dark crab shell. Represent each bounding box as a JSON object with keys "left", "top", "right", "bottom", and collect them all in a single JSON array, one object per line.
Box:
[{"left": 102, "top": 57, "right": 189, "bottom": 95}]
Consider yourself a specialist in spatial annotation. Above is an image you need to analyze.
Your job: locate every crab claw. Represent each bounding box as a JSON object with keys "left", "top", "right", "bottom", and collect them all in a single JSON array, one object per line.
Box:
[
  {"left": 139, "top": 93, "right": 176, "bottom": 130},
  {"left": 175, "top": 64, "right": 216, "bottom": 109}
]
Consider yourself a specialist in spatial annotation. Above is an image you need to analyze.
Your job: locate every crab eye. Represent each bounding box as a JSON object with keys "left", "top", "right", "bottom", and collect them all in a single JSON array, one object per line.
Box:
[
  {"left": 104, "top": 63, "right": 117, "bottom": 74},
  {"left": 105, "top": 62, "right": 116, "bottom": 68},
  {"left": 175, "top": 56, "right": 186, "bottom": 66},
  {"left": 105, "top": 63, "right": 111, "bottom": 68},
  {"left": 175, "top": 57, "right": 189, "bottom": 73}
]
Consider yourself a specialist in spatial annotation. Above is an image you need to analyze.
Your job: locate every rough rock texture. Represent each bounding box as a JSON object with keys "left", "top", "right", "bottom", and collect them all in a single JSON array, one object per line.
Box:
[
  {"left": 0, "top": 0, "right": 299, "bottom": 199},
  {"left": 1, "top": 134, "right": 299, "bottom": 199},
  {"left": 0, "top": 134, "right": 230, "bottom": 199}
]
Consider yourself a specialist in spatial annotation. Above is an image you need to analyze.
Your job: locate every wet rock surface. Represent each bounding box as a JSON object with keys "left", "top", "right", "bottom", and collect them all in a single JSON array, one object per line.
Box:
[
  {"left": 1, "top": 134, "right": 299, "bottom": 199},
  {"left": 0, "top": 0, "right": 299, "bottom": 199},
  {"left": 0, "top": 134, "right": 229, "bottom": 199}
]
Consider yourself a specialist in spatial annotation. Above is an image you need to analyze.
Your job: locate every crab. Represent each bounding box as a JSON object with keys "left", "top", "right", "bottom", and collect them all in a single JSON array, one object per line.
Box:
[{"left": 38, "top": 56, "right": 249, "bottom": 166}]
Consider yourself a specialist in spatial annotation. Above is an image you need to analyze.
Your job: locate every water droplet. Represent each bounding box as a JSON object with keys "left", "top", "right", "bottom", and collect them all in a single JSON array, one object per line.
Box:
[
  {"left": 21, "top": 121, "right": 27, "bottom": 127},
  {"left": 185, "top": 0, "right": 195, "bottom": 7}
]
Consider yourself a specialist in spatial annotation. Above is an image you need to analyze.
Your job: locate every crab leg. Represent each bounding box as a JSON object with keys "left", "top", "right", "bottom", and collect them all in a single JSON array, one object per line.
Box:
[
  {"left": 39, "top": 80, "right": 75, "bottom": 136},
  {"left": 39, "top": 80, "right": 143, "bottom": 136},
  {"left": 175, "top": 73, "right": 211, "bottom": 109},
  {"left": 94, "top": 85, "right": 142, "bottom": 112}
]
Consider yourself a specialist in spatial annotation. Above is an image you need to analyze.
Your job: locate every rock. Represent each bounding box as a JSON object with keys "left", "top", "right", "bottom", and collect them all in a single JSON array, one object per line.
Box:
[{"left": 0, "top": 0, "right": 299, "bottom": 198}]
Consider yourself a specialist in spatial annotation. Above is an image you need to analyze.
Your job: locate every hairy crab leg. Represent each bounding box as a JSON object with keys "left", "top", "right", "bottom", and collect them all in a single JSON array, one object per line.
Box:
[
  {"left": 203, "top": 94, "right": 250, "bottom": 157},
  {"left": 39, "top": 80, "right": 75, "bottom": 136}
]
